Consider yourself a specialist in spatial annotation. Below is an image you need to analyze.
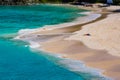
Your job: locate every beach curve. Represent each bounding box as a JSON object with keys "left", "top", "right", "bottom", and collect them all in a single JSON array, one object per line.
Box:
[{"left": 14, "top": 5, "right": 120, "bottom": 80}]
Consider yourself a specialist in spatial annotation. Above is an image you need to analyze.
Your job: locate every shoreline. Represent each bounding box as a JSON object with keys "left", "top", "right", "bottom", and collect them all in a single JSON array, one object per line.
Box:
[
  {"left": 15, "top": 11, "right": 102, "bottom": 37},
  {"left": 15, "top": 5, "right": 120, "bottom": 80}
]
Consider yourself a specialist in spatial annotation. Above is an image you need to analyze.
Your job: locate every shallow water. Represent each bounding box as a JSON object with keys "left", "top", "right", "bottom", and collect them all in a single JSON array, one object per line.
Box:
[{"left": 0, "top": 4, "right": 86, "bottom": 80}]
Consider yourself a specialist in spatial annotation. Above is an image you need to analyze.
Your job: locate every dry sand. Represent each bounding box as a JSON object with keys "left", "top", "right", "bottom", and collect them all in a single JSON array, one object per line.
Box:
[
  {"left": 41, "top": 6, "right": 120, "bottom": 80},
  {"left": 16, "top": 5, "right": 120, "bottom": 80},
  {"left": 67, "top": 13, "right": 120, "bottom": 57}
]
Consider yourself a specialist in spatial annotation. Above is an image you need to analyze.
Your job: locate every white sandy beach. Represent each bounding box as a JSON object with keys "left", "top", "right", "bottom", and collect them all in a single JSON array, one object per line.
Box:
[
  {"left": 67, "top": 13, "right": 120, "bottom": 57},
  {"left": 15, "top": 5, "right": 120, "bottom": 80}
]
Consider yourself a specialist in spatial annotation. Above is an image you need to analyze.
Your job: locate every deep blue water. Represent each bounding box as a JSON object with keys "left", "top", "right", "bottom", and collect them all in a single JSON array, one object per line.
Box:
[{"left": 0, "top": 4, "right": 86, "bottom": 80}]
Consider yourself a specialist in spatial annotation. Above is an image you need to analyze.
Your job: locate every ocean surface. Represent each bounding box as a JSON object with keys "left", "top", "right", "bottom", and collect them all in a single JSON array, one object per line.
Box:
[{"left": 0, "top": 4, "right": 108, "bottom": 80}]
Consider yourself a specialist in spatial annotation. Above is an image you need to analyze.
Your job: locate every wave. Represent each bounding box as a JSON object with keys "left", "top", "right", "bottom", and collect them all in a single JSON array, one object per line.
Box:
[
  {"left": 31, "top": 50, "right": 112, "bottom": 80},
  {"left": 57, "top": 58, "right": 112, "bottom": 80}
]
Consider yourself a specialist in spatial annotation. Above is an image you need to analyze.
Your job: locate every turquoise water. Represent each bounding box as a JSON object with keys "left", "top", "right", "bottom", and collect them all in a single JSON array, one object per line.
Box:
[
  {"left": 0, "top": 4, "right": 111, "bottom": 80},
  {"left": 0, "top": 4, "right": 85, "bottom": 35},
  {"left": 0, "top": 39, "right": 84, "bottom": 80},
  {"left": 0, "top": 4, "right": 86, "bottom": 80}
]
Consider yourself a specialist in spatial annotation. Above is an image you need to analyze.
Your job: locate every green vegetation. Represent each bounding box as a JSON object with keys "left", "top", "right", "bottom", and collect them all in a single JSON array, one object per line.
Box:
[
  {"left": 0, "top": 0, "right": 120, "bottom": 5},
  {"left": 40, "top": 0, "right": 120, "bottom": 4}
]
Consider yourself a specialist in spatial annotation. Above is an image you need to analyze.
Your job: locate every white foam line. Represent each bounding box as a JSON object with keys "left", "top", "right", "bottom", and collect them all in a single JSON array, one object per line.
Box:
[
  {"left": 29, "top": 46, "right": 112, "bottom": 80},
  {"left": 29, "top": 41, "right": 41, "bottom": 48},
  {"left": 57, "top": 58, "right": 112, "bottom": 80},
  {"left": 33, "top": 49, "right": 112, "bottom": 80}
]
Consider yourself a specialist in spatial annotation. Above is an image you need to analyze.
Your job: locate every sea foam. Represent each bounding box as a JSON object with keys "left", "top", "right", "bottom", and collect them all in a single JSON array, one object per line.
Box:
[
  {"left": 56, "top": 58, "right": 112, "bottom": 80},
  {"left": 29, "top": 41, "right": 41, "bottom": 48},
  {"left": 36, "top": 51, "right": 112, "bottom": 80}
]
